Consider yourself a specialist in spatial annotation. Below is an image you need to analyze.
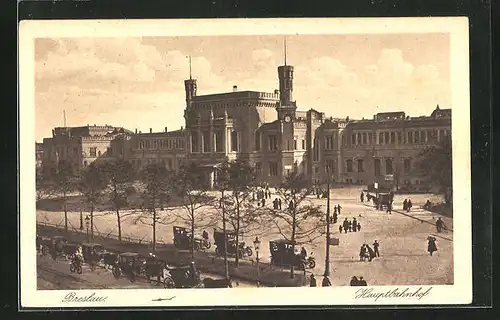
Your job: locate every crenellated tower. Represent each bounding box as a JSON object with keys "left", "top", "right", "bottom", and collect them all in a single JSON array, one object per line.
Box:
[
  {"left": 184, "top": 55, "right": 197, "bottom": 108},
  {"left": 276, "top": 38, "right": 296, "bottom": 122}
]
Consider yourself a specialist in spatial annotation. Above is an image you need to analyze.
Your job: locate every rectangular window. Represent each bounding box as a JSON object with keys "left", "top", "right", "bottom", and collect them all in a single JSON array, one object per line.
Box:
[
  {"left": 215, "top": 132, "right": 223, "bottom": 152},
  {"left": 287, "top": 140, "right": 291, "bottom": 151},
  {"left": 89, "top": 147, "right": 97, "bottom": 157},
  {"left": 385, "top": 132, "right": 390, "bottom": 144},
  {"left": 374, "top": 158, "right": 381, "bottom": 176},
  {"left": 313, "top": 138, "right": 319, "bottom": 161},
  {"left": 346, "top": 159, "right": 353, "bottom": 172},
  {"left": 363, "top": 133, "right": 367, "bottom": 145},
  {"left": 385, "top": 159, "right": 393, "bottom": 174},
  {"left": 390, "top": 132, "right": 395, "bottom": 144},
  {"left": 397, "top": 132, "right": 402, "bottom": 144},
  {"left": 153, "top": 140, "right": 158, "bottom": 149},
  {"left": 325, "top": 159, "right": 335, "bottom": 173},
  {"left": 379, "top": 132, "right": 384, "bottom": 145},
  {"left": 357, "top": 133, "right": 362, "bottom": 145},
  {"left": 325, "top": 136, "right": 333, "bottom": 150},
  {"left": 268, "top": 135, "right": 277, "bottom": 151},
  {"left": 351, "top": 134, "right": 356, "bottom": 145},
  {"left": 269, "top": 162, "right": 278, "bottom": 176},
  {"left": 302, "top": 139, "right": 306, "bottom": 149},
  {"left": 294, "top": 138, "right": 297, "bottom": 150},
  {"left": 255, "top": 162, "right": 262, "bottom": 176},
  {"left": 255, "top": 132, "right": 261, "bottom": 151},
  {"left": 357, "top": 159, "right": 364, "bottom": 172},
  {"left": 408, "top": 132, "right": 414, "bottom": 144},
  {"left": 404, "top": 158, "right": 411, "bottom": 173},
  {"left": 191, "top": 132, "right": 199, "bottom": 152},
  {"left": 231, "top": 131, "right": 238, "bottom": 151},
  {"left": 203, "top": 131, "right": 210, "bottom": 153},
  {"left": 415, "top": 131, "right": 420, "bottom": 144},
  {"left": 368, "top": 133, "right": 373, "bottom": 145}
]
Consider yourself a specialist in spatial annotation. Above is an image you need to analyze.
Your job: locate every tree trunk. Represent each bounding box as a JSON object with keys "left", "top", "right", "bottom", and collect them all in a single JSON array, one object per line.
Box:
[
  {"left": 222, "top": 191, "right": 229, "bottom": 280},
  {"left": 152, "top": 207, "right": 156, "bottom": 253},
  {"left": 90, "top": 203, "right": 94, "bottom": 241},
  {"left": 290, "top": 208, "right": 297, "bottom": 279},
  {"left": 117, "top": 208, "right": 122, "bottom": 244},
  {"left": 234, "top": 194, "right": 241, "bottom": 267},
  {"left": 63, "top": 191, "right": 68, "bottom": 232},
  {"left": 190, "top": 204, "right": 195, "bottom": 260}
]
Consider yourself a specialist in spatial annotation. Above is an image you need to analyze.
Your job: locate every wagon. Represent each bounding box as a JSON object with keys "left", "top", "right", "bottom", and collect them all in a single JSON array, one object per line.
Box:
[
  {"left": 42, "top": 236, "right": 68, "bottom": 259},
  {"left": 213, "top": 229, "right": 253, "bottom": 258},
  {"left": 112, "top": 252, "right": 147, "bottom": 283}
]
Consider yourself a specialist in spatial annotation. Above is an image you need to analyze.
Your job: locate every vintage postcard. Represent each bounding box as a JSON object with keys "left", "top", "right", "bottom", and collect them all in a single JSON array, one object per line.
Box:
[{"left": 19, "top": 17, "right": 471, "bottom": 308}]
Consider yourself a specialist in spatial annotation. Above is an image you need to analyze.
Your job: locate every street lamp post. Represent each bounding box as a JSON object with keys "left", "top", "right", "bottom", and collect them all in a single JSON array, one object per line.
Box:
[
  {"left": 79, "top": 211, "right": 83, "bottom": 230},
  {"left": 85, "top": 216, "right": 90, "bottom": 242},
  {"left": 253, "top": 236, "right": 261, "bottom": 287}
]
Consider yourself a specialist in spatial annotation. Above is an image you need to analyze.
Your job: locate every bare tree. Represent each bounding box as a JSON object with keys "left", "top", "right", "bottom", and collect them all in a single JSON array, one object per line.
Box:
[
  {"left": 139, "top": 163, "right": 174, "bottom": 252},
  {"left": 52, "top": 160, "right": 77, "bottom": 233},
  {"left": 215, "top": 160, "right": 261, "bottom": 267},
  {"left": 78, "top": 162, "right": 108, "bottom": 240},
  {"left": 269, "top": 172, "right": 324, "bottom": 279},
  {"left": 172, "top": 162, "right": 215, "bottom": 259},
  {"left": 101, "top": 159, "right": 136, "bottom": 243},
  {"left": 35, "top": 165, "right": 57, "bottom": 204}
]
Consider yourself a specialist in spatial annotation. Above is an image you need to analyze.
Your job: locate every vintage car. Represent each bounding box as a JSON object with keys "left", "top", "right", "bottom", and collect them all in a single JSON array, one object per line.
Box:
[
  {"left": 269, "top": 239, "right": 316, "bottom": 270},
  {"left": 213, "top": 229, "right": 253, "bottom": 258},
  {"left": 42, "top": 236, "right": 69, "bottom": 259},
  {"left": 81, "top": 243, "right": 105, "bottom": 271},
  {"left": 373, "top": 192, "right": 394, "bottom": 211},
  {"left": 112, "top": 252, "right": 147, "bottom": 282},
  {"left": 172, "top": 226, "right": 209, "bottom": 251},
  {"left": 163, "top": 261, "right": 202, "bottom": 289}
]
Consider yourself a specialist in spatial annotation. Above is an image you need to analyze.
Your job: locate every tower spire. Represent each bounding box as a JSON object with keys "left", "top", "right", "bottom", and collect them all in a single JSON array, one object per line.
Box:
[
  {"left": 63, "top": 109, "right": 66, "bottom": 127},
  {"left": 284, "top": 37, "right": 287, "bottom": 66},
  {"left": 189, "top": 55, "right": 192, "bottom": 80}
]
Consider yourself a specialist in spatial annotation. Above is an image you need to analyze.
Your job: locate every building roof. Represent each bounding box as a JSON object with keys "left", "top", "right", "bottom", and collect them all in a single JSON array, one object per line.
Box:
[
  {"left": 134, "top": 129, "right": 185, "bottom": 138},
  {"left": 193, "top": 90, "right": 279, "bottom": 102}
]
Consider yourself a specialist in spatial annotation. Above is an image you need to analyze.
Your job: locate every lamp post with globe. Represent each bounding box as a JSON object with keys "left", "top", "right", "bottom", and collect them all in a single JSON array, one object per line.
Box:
[{"left": 253, "top": 236, "right": 261, "bottom": 287}]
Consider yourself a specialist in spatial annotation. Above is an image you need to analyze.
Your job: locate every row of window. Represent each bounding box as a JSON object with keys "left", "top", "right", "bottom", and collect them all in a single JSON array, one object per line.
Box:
[
  {"left": 54, "top": 146, "right": 118, "bottom": 159},
  {"left": 190, "top": 131, "right": 225, "bottom": 153},
  {"left": 345, "top": 158, "right": 412, "bottom": 175},
  {"left": 345, "top": 129, "right": 450, "bottom": 147},
  {"left": 139, "top": 139, "right": 184, "bottom": 150}
]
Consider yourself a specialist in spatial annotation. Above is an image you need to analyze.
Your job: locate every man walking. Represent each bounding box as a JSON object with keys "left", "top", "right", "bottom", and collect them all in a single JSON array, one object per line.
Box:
[
  {"left": 373, "top": 240, "right": 380, "bottom": 257},
  {"left": 322, "top": 275, "right": 332, "bottom": 287},
  {"left": 343, "top": 218, "right": 349, "bottom": 234},
  {"left": 436, "top": 217, "right": 447, "bottom": 233},
  {"left": 309, "top": 274, "right": 317, "bottom": 287},
  {"left": 360, "top": 191, "right": 364, "bottom": 203}
]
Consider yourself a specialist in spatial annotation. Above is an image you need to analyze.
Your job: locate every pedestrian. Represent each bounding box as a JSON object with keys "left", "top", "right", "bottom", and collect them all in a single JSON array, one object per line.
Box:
[
  {"left": 436, "top": 217, "right": 446, "bottom": 233},
  {"left": 289, "top": 200, "right": 295, "bottom": 211},
  {"left": 407, "top": 199, "right": 413, "bottom": 212},
  {"left": 333, "top": 212, "right": 338, "bottom": 224},
  {"left": 334, "top": 205, "right": 338, "bottom": 215},
  {"left": 309, "top": 274, "right": 317, "bottom": 287},
  {"left": 322, "top": 275, "right": 332, "bottom": 287},
  {"left": 352, "top": 218, "right": 358, "bottom": 232},
  {"left": 360, "top": 191, "right": 364, "bottom": 203},
  {"left": 261, "top": 198, "right": 265, "bottom": 207},
  {"left": 357, "top": 222, "right": 361, "bottom": 231},
  {"left": 359, "top": 244, "right": 367, "bottom": 261},
  {"left": 373, "top": 240, "right": 380, "bottom": 257},
  {"left": 348, "top": 220, "right": 352, "bottom": 232},
  {"left": 339, "top": 225, "right": 343, "bottom": 233},
  {"left": 427, "top": 236, "right": 438, "bottom": 256},
  {"left": 366, "top": 244, "right": 375, "bottom": 262},
  {"left": 343, "top": 218, "right": 349, "bottom": 234},
  {"left": 350, "top": 276, "right": 359, "bottom": 286},
  {"left": 358, "top": 277, "right": 367, "bottom": 286},
  {"left": 278, "top": 198, "right": 282, "bottom": 210},
  {"left": 337, "top": 204, "right": 342, "bottom": 215},
  {"left": 387, "top": 202, "right": 392, "bottom": 214},
  {"left": 273, "top": 198, "right": 278, "bottom": 210},
  {"left": 403, "top": 199, "right": 408, "bottom": 211}
]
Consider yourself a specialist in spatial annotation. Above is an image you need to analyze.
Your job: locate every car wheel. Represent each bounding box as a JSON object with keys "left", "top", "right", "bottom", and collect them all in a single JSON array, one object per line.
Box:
[
  {"left": 42, "top": 246, "right": 49, "bottom": 256},
  {"left": 90, "top": 263, "right": 96, "bottom": 271},
  {"left": 70, "top": 264, "right": 75, "bottom": 273},
  {"left": 205, "top": 242, "right": 211, "bottom": 249},
  {"left": 308, "top": 259, "right": 316, "bottom": 269},
  {"left": 163, "top": 277, "right": 175, "bottom": 288},
  {"left": 76, "top": 265, "right": 83, "bottom": 274},
  {"left": 246, "top": 247, "right": 253, "bottom": 257}
]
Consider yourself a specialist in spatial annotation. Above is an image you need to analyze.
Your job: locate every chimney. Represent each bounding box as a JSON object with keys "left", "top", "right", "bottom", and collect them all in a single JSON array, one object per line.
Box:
[
  {"left": 150, "top": 128, "right": 152, "bottom": 133},
  {"left": 274, "top": 89, "right": 279, "bottom": 95},
  {"left": 165, "top": 127, "right": 168, "bottom": 132},
  {"left": 233, "top": 85, "right": 238, "bottom": 92},
  {"left": 135, "top": 129, "right": 137, "bottom": 134}
]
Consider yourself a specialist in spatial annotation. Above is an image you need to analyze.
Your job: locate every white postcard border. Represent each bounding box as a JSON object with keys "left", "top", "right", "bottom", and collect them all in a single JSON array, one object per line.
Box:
[{"left": 19, "top": 17, "right": 471, "bottom": 308}]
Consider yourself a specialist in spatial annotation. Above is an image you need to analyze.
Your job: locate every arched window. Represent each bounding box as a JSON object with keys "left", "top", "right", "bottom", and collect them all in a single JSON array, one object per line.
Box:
[{"left": 374, "top": 158, "right": 381, "bottom": 176}]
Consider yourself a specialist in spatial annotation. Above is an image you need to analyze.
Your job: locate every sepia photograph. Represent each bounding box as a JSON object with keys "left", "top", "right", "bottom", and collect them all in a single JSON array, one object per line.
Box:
[{"left": 19, "top": 17, "right": 471, "bottom": 307}]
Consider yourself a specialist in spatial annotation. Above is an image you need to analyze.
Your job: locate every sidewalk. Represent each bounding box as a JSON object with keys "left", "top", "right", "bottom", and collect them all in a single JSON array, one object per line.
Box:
[{"left": 37, "top": 224, "right": 306, "bottom": 287}]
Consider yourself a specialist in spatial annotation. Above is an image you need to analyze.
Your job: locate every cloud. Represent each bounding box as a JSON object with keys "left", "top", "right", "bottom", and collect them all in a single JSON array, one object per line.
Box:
[
  {"left": 295, "top": 56, "right": 357, "bottom": 88},
  {"left": 411, "top": 64, "right": 441, "bottom": 87}
]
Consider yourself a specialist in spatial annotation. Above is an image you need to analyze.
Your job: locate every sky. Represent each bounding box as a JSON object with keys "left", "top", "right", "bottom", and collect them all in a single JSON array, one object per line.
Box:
[{"left": 35, "top": 33, "right": 451, "bottom": 142}]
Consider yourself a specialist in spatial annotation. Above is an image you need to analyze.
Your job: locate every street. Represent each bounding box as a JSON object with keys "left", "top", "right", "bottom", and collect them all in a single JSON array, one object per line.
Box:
[
  {"left": 37, "top": 186, "right": 453, "bottom": 287},
  {"left": 37, "top": 253, "right": 257, "bottom": 290}
]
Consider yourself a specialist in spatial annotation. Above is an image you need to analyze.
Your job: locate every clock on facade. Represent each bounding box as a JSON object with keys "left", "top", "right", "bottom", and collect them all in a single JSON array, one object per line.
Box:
[{"left": 284, "top": 115, "right": 291, "bottom": 123}]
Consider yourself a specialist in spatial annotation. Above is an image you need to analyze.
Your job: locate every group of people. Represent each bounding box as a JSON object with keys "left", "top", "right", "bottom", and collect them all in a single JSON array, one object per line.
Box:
[
  {"left": 359, "top": 241, "right": 380, "bottom": 262},
  {"left": 339, "top": 217, "right": 361, "bottom": 234},
  {"left": 427, "top": 236, "right": 438, "bottom": 256},
  {"left": 272, "top": 198, "right": 282, "bottom": 210},
  {"left": 402, "top": 199, "right": 413, "bottom": 212},
  {"left": 309, "top": 274, "right": 332, "bottom": 287},
  {"left": 350, "top": 276, "right": 368, "bottom": 286}
]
